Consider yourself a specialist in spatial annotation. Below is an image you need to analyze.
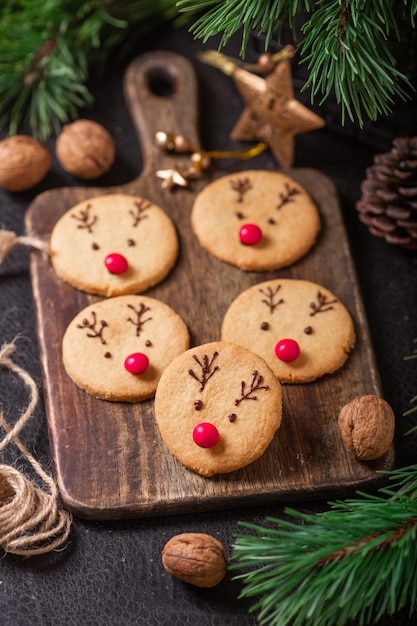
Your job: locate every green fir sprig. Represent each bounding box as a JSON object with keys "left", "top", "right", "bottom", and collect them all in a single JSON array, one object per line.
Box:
[
  {"left": 2, "top": 1, "right": 417, "bottom": 137},
  {"left": 177, "top": 0, "right": 417, "bottom": 126},
  {"left": 299, "top": 1, "right": 413, "bottom": 125},
  {"left": 177, "top": 0, "right": 314, "bottom": 52},
  {"left": 232, "top": 465, "right": 417, "bottom": 626},
  {"left": 0, "top": 0, "right": 179, "bottom": 140}
]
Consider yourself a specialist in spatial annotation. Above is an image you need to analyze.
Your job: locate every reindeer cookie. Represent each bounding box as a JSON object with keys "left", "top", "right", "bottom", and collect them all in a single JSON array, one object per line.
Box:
[
  {"left": 62, "top": 295, "right": 189, "bottom": 401},
  {"left": 50, "top": 193, "right": 178, "bottom": 297},
  {"left": 154, "top": 341, "right": 282, "bottom": 477},
  {"left": 191, "top": 170, "right": 320, "bottom": 271},
  {"left": 221, "top": 279, "right": 355, "bottom": 383}
]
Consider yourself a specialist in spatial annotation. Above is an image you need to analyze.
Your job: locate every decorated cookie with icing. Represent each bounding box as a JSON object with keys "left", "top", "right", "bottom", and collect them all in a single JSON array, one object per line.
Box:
[
  {"left": 221, "top": 279, "right": 355, "bottom": 383},
  {"left": 154, "top": 341, "right": 282, "bottom": 477},
  {"left": 191, "top": 170, "right": 320, "bottom": 271},
  {"left": 50, "top": 193, "right": 178, "bottom": 297},
  {"left": 62, "top": 295, "right": 189, "bottom": 401}
]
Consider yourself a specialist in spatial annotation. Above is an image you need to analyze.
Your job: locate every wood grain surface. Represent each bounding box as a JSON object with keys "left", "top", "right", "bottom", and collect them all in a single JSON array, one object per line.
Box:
[{"left": 25, "top": 51, "right": 394, "bottom": 520}]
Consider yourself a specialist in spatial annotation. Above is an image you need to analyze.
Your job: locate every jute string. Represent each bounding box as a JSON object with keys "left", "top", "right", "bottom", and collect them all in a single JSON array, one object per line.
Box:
[
  {"left": 0, "top": 230, "right": 50, "bottom": 265},
  {"left": 0, "top": 341, "right": 71, "bottom": 556}
]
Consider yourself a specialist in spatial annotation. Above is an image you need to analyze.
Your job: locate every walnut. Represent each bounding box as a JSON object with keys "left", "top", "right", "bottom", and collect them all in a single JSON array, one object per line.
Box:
[
  {"left": 56, "top": 119, "right": 115, "bottom": 179},
  {"left": 162, "top": 532, "right": 228, "bottom": 587},
  {"left": 0, "top": 135, "right": 51, "bottom": 192},
  {"left": 338, "top": 394, "right": 395, "bottom": 460}
]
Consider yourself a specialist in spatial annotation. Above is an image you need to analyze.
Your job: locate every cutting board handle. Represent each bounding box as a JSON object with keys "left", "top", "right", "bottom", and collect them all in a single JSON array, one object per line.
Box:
[{"left": 124, "top": 51, "right": 201, "bottom": 178}]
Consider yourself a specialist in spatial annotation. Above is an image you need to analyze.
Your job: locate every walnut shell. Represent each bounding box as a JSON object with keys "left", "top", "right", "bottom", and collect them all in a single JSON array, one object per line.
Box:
[
  {"left": 0, "top": 135, "right": 51, "bottom": 192},
  {"left": 338, "top": 394, "right": 395, "bottom": 460},
  {"left": 56, "top": 119, "right": 115, "bottom": 179},
  {"left": 162, "top": 532, "right": 228, "bottom": 587}
]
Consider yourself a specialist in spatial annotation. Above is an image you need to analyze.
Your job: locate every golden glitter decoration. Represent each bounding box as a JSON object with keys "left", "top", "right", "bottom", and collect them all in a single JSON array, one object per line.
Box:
[{"left": 154, "top": 131, "right": 268, "bottom": 190}]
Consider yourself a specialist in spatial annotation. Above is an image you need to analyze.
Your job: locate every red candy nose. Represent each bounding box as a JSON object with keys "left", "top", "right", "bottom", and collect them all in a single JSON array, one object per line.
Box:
[
  {"left": 239, "top": 223, "right": 263, "bottom": 245},
  {"left": 104, "top": 253, "right": 129, "bottom": 274},
  {"left": 124, "top": 352, "right": 149, "bottom": 375},
  {"left": 275, "top": 339, "right": 300, "bottom": 362},
  {"left": 192, "top": 422, "right": 219, "bottom": 448}
]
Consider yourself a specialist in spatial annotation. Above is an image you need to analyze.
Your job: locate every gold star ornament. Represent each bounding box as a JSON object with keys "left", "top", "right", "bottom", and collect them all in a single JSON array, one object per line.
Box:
[
  {"left": 156, "top": 165, "right": 191, "bottom": 190},
  {"left": 230, "top": 59, "right": 325, "bottom": 169}
]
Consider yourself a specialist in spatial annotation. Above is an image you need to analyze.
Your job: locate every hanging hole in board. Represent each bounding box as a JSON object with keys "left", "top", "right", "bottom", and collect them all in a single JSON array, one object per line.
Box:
[{"left": 146, "top": 67, "right": 176, "bottom": 97}]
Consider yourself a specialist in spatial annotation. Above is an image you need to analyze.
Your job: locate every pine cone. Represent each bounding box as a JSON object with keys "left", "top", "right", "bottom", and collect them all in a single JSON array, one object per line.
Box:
[{"left": 356, "top": 137, "right": 417, "bottom": 249}]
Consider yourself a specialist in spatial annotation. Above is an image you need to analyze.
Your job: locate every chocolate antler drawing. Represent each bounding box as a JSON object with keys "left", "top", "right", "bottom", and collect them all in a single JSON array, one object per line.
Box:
[
  {"left": 188, "top": 352, "right": 219, "bottom": 392},
  {"left": 71, "top": 203, "right": 97, "bottom": 233},
  {"left": 235, "top": 370, "right": 269, "bottom": 406},
  {"left": 276, "top": 183, "right": 300, "bottom": 209},
  {"left": 230, "top": 177, "right": 252, "bottom": 203},
  {"left": 309, "top": 291, "right": 337, "bottom": 316},
  {"left": 259, "top": 284, "right": 284, "bottom": 314},
  {"left": 130, "top": 199, "right": 151, "bottom": 226},
  {"left": 77, "top": 311, "right": 108, "bottom": 344},
  {"left": 126, "top": 303, "right": 152, "bottom": 336}
]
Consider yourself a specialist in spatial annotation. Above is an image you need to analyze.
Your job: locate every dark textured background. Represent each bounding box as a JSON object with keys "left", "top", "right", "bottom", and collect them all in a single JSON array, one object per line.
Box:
[{"left": 1, "top": 25, "right": 417, "bottom": 626}]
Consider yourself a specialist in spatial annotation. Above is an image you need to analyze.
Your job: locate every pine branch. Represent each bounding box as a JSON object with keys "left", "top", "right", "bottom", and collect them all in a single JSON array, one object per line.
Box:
[
  {"left": 0, "top": 2, "right": 100, "bottom": 139},
  {"left": 2, "top": 1, "right": 417, "bottom": 135},
  {"left": 178, "top": 0, "right": 417, "bottom": 126},
  {"left": 299, "top": 1, "right": 413, "bottom": 126},
  {"left": 0, "top": 0, "right": 179, "bottom": 140},
  {"left": 232, "top": 465, "right": 417, "bottom": 626},
  {"left": 177, "top": 0, "right": 314, "bottom": 51}
]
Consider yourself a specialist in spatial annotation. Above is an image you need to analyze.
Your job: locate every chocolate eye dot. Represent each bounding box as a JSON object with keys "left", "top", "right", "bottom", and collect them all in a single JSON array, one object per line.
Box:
[
  {"left": 304, "top": 326, "right": 313, "bottom": 334},
  {"left": 261, "top": 322, "right": 269, "bottom": 331},
  {"left": 228, "top": 413, "right": 237, "bottom": 422},
  {"left": 194, "top": 400, "right": 203, "bottom": 411},
  {"left": 267, "top": 217, "right": 276, "bottom": 224},
  {"left": 145, "top": 340, "right": 152, "bottom": 347},
  {"left": 127, "top": 239, "right": 135, "bottom": 247},
  {"left": 92, "top": 242, "right": 100, "bottom": 250},
  {"left": 104, "top": 352, "right": 112, "bottom": 358},
  {"left": 236, "top": 212, "right": 244, "bottom": 219}
]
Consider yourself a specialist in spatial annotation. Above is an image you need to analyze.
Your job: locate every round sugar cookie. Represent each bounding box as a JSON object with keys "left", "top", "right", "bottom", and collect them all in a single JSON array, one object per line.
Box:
[
  {"left": 154, "top": 341, "right": 282, "bottom": 477},
  {"left": 50, "top": 193, "right": 178, "bottom": 297},
  {"left": 62, "top": 295, "right": 189, "bottom": 402},
  {"left": 191, "top": 170, "right": 320, "bottom": 271},
  {"left": 221, "top": 279, "right": 355, "bottom": 383}
]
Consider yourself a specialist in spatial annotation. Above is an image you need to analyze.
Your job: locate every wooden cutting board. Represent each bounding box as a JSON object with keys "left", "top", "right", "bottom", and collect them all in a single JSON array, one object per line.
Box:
[{"left": 25, "top": 51, "right": 394, "bottom": 520}]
